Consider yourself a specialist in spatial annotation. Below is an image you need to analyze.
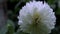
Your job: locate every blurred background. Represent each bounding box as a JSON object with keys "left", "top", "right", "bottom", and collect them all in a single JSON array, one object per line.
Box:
[{"left": 0, "top": 0, "right": 60, "bottom": 34}]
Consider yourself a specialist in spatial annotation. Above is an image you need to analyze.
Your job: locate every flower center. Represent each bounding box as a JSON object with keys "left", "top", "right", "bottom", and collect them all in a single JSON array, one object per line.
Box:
[{"left": 32, "top": 11, "right": 40, "bottom": 26}]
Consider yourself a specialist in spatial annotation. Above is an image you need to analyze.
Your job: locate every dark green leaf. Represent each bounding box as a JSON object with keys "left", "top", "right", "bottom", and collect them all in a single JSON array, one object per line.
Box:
[
  {"left": 6, "top": 19, "right": 15, "bottom": 34},
  {"left": 0, "top": 25, "right": 8, "bottom": 34},
  {"left": 56, "top": 8, "right": 60, "bottom": 15}
]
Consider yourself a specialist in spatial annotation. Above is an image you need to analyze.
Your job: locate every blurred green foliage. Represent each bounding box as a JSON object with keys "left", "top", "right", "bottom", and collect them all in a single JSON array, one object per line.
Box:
[
  {"left": 0, "top": 25, "right": 8, "bottom": 34},
  {"left": 6, "top": 19, "right": 15, "bottom": 34}
]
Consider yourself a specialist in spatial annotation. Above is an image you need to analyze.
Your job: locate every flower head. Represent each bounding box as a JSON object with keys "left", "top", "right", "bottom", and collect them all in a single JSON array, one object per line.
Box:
[{"left": 18, "top": 1, "right": 56, "bottom": 34}]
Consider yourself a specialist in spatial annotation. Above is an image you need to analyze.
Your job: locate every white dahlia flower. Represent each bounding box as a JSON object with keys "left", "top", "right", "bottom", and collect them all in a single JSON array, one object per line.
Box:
[{"left": 18, "top": 1, "right": 56, "bottom": 34}]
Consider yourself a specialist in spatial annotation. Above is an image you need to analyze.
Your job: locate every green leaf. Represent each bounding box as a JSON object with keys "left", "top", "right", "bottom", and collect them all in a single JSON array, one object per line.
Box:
[
  {"left": 47, "top": 0, "right": 56, "bottom": 4},
  {"left": 55, "top": 8, "right": 60, "bottom": 15},
  {"left": 0, "top": 25, "right": 8, "bottom": 34},
  {"left": 6, "top": 19, "right": 15, "bottom": 34},
  {"left": 7, "top": 19, "right": 14, "bottom": 26}
]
